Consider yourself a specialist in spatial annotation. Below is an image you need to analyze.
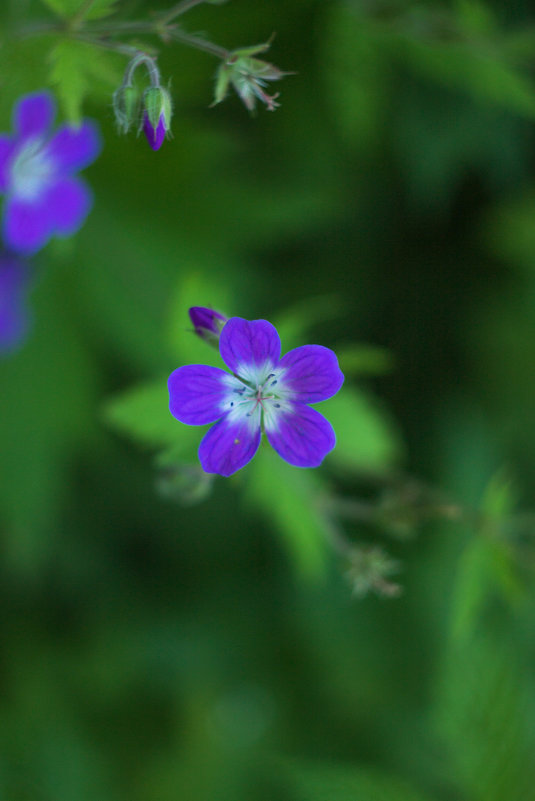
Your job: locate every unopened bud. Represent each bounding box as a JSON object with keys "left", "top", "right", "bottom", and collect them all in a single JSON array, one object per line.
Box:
[
  {"left": 113, "top": 84, "right": 140, "bottom": 134},
  {"left": 142, "top": 86, "right": 172, "bottom": 150},
  {"left": 189, "top": 306, "right": 228, "bottom": 347}
]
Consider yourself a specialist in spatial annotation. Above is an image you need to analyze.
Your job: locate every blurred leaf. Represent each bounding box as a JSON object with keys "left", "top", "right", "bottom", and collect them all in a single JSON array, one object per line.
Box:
[
  {"left": 436, "top": 635, "right": 535, "bottom": 801},
  {"left": 48, "top": 39, "right": 122, "bottom": 123},
  {"left": 284, "top": 759, "right": 436, "bottom": 801},
  {"left": 246, "top": 446, "right": 328, "bottom": 579},
  {"left": 481, "top": 468, "right": 518, "bottom": 521},
  {"left": 337, "top": 343, "right": 394, "bottom": 376},
  {"left": 273, "top": 294, "right": 345, "bottom": 351},
  {"left": 483, "top": 192, "right": 535, "bottom": 273},
  {"left": 103, "top": 378, "right": 199, "bottom": 460},
  {"left": 0, "top": 262, "right": 97, "bottom": 575},
  {"left": 322, "top": 4, "right": 387, "bottom": 149},
  {"left": 401, "top": 38, "right": 535, "bottom": 119},
  {"left": 455, "top": 0, "right": 497, "bottom": 37},
  {"left": 323, "top": 388, "right": 402, "bottom": 473},
  {"left": 40, "top": 0, "right": 118, "bottom": 20},
  {"left": 451, "top": 470, "right": 525, "bottom": 640}
]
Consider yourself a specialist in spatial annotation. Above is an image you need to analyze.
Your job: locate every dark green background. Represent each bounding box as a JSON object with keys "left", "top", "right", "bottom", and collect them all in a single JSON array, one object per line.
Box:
[{"left": 1, "top": 1, "right": 535, "bottom": 799}]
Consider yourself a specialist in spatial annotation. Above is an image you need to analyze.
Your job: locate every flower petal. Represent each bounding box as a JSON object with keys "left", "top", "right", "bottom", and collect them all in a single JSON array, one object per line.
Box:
[
  {"left": 168, "top": 365, "right": 236, "bottom": 425},
  {"left": 278, "top": 344, "right": 344, "bottom": 403},
  {"left": 2, "top": 195, "right": 53, "bottom": 254},
  {"left": 143, "top": 113, "right": 166, "bottom": 151},
  {"left": 45, "top": 177, "right": 92, "bottom": 235},
  {"left": 15, "top": 91, "right": 55, "bottom": 140},
  {"left": 219, "top": 317, "right": 281, "bottom": 380},
  {"left": 264, "top": 402, "right": 336, "bottom": 468},
  {"left": 0, "top": 136, "right": 14, "bottom": 192},
  {"left": 198, "top": 412, "right": 261, "bottom": 476},
  {"left": 45, "top": 121, "right": 101, "bottom": 172}
]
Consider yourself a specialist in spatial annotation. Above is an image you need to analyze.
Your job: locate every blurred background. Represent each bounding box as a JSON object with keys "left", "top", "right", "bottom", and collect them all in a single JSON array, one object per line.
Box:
[{"left": 1, "top": 0, "right": 535, "bottom": 799}]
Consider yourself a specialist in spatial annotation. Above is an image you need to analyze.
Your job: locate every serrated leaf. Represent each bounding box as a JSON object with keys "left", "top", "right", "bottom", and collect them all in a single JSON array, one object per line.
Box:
[
  {"left": 48, "top": 39, "right": 122, "bottom": 123},
  {"left": 40, "top": 0, "right": 118, "bottom": 21}
]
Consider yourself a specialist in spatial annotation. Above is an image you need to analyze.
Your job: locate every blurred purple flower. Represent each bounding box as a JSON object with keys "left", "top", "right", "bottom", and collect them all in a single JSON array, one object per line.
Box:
[
  {"left": 0, "top": 253, "right": 30, "bottom": 354},
  {"left": 168, "top": 316, "right": 344, "bottom": 476},
  {"left": 0, "top": 91, "right": 101, "bottom": 254}
]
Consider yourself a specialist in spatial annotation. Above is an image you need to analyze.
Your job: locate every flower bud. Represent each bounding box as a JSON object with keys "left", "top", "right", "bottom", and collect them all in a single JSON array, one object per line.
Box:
[
  {"left": 142, "top": 86, "right": 172, "bottom": 150},
  {"left": 113, "top": 84, "right": 140, "bottom": 134},
  {"left": 189, "top": 306, "right": 228, "bottom": 347}
]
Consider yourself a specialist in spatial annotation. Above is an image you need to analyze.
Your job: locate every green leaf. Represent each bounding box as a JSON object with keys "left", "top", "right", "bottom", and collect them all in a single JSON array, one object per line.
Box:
[
  {"left": 272, "top": 294, "right": 345, "bottom": 351},
  {"left": 40, "top": 0, "right": 118, "bottom": 21},
  {"left": 103, "top": 379, "right": 199, "bottom": 460},
  {"left": 0, "top": 262, "right": 97, "bottom": 576},
  {"left": 48, "top": 39, "right": 122, "bottom": 123},
  {"left": 283, "top": 759, "right": 436, "bottom": 801},
  {"left": 246, "top": 446, "right": 329, "bottom": 579},
  {"left": 337, "top": 343, "right": 394, "bottom": 377},
  {"left": 400, "top": 37, "right": 535, "bottom": 119},
  {"left": 436, "top": 635, "right": 535, "bottom": 801},
  {"left": 322, "top": 388, "right": 402, "bottom": 473}
]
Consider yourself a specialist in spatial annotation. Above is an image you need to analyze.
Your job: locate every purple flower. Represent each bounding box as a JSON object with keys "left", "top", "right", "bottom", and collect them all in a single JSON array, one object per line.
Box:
[
  {"left": 0, "top": 91, "right": 101, "bottom": 254},
  {"left": 189, "top": 306, "right": 228, "bottom": 345},
  {"left": 0, "top": 253, "right": 30, "bottom": 354},
  {"left": 168, "top": 317, "right": 344, "bottom": 476}
]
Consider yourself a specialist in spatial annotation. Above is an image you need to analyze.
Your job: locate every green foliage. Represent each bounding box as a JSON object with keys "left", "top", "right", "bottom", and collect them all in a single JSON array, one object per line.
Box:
[
  {"left": 451, "top": 471, "right": 526, "bottom": 639},
  {"left": 3, "top": 0, "right": 535, "bottom": 797},
  {"left": 436, "top": 634, "right": 535, "bottom": 801},
  {"left": 48, "top": 39, "right": 122, "bottom": 123},
  {"left": 246, "top": 446, "right": 329, "bottom": 578},
  {"left": 0, "top": 262, "right": 97, "bottom": 575},
  {"left": 40, "top": 0, "right": 118, "bottom": 21},
  {"left": 324, "top": 388, "right": 402, "bottom": 473},
  {"left": 283, "top": 759, "right": 436, "bottom": 801}
]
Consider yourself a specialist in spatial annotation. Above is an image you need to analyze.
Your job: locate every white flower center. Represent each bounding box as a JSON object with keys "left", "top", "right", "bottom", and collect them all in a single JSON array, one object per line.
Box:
[
  {"left": 10, "top": 138, "right": 54, "bottom": 201},
  {"left": 222, "top": 368, "right": 291, "bottom": 431}
]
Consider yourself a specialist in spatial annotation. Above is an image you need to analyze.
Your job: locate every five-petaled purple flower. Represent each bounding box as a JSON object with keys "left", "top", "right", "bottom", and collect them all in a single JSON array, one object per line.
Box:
[
  {"left": 168, "top": 317, "right": 344, "bottom": 476},
  {"left": 0, "top": 253, "right": 30, "bottom": 354},
  {"left": 0, "top": 91, "right": 101, "bottom": 254}
]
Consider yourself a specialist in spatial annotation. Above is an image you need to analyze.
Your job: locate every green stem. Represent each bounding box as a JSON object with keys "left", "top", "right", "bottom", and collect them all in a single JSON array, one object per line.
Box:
[
  {"left": 167, "top": 27, "right": 229, "bottom": 59},
  {"left": 18, "top": 15, "right": 230, "bottom": 60}
]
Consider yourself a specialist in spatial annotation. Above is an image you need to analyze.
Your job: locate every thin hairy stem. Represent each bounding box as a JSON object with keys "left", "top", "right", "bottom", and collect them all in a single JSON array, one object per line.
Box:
[{"left": 166, "top": 27, "right": 229, "bottom": 58}]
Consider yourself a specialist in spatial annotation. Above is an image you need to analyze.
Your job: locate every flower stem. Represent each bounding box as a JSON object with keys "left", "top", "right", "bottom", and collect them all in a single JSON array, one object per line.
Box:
[
  {"left": 123, "top": 51, "right": 161, "bottom": 87},
  {"left": 166, "top": 27, "right": 229, "bottom": 59}
]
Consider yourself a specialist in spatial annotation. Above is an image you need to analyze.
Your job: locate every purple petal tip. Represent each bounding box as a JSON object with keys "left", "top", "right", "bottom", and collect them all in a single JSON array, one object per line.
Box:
[{"left": 143, "top": 113, "right": 166, "bottom": 151}]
